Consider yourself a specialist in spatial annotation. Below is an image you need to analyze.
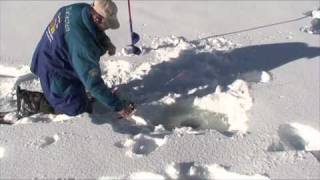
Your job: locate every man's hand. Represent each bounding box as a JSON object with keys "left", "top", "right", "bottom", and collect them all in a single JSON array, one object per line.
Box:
[
  {"left": 108, "top": 43, "right": 116, "bottom": 56},
  {"left": 115, "top": 100, "right": 136, "bottom": 119}
]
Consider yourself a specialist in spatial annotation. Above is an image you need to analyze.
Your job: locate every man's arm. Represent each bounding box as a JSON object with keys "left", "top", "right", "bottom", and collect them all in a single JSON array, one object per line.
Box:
[{"left": 70, "top": 44, "right": 122, "bottom": 110}]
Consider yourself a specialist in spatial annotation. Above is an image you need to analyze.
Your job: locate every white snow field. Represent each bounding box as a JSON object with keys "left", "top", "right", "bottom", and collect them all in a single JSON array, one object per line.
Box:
[{"left": 0, "top": 0, "right": 319, "bottom": 179}]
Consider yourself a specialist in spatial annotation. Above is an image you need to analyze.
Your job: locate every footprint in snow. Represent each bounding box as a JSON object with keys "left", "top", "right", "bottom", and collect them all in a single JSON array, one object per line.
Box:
[
  {"left": 276, "top": 123, "right": 320, "bottom": 162},
  {"left": 277, "top": 123, "right": 320, "bottom": 151},
  {"left": 33, "top": 134, "right": 60, "bottom": 148},
  {"left": 116, "top": 133, "right": 168, "bottom": 157}
]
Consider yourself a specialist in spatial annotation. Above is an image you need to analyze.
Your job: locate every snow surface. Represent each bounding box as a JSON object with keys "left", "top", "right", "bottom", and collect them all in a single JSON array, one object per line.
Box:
[
  {"left": 0, "top": 147, "right": 4, "bottom": 159},
  {"left": 100, "top": 162, "right": 270, "bottom": 180},
  {"left": 0, "top": 0, "right": 319, "bottom": 179}
]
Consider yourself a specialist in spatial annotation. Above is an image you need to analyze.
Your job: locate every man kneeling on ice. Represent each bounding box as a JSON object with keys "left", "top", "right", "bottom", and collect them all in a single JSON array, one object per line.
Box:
[{"left": 17, "top": 0, "right": 135, "bottom": 119}]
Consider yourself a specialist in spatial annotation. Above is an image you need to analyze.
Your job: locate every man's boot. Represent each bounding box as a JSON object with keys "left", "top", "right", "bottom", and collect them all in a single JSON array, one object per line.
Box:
[{"left": 16, "top": 86, "right": 55, "bottom": 119}]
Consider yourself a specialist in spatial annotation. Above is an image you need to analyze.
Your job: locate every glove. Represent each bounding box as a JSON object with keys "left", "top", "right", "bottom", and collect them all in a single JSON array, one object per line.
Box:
[
  {"left": 115, "top": 99, "right": 136, "bottom": 119},
  {"left": 108, "top": 43, "right": 116, "bottom": 56},
  {"left": 100, "top": 34, "right": 116, "bottom": 56}
]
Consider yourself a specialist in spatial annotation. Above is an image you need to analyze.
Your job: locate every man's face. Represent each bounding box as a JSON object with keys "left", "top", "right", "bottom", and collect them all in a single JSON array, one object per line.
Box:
[{"left": 91, "top": 8, "right": 105, "bottom": 30}]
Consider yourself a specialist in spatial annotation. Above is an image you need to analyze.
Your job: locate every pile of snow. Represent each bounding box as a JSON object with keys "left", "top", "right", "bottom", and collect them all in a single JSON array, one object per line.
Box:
[
  {"left": 260, "top": 71, "right": 272, "bottom": 83},
  {"left": 149, "top": 80, "right": 252, "bottom": 133},
  {"left": 130, "top": 63, "right": 153, "bottom": 81},
  {"left": 311, "top": 9, "right": 320, "bottom": 19},
  {"left": 151, "top": 36, "right": 194, "bottom": 62},
  {"left": 193, "top": 80, "right": 252, "bottom": 133},
  {"left": 279, "top": 122, "right": 320, "bottom": 151},
  {"left": 101, "top": 60, "right": 132, "bottom": 87},
  {"left": 301, "top": 9, "right": 320, "bottom": 34}
]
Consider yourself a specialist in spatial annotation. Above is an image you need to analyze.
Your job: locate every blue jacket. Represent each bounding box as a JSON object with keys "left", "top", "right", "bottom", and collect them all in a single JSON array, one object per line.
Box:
[{"left": 31, "top": 3, "right": 121, "bottom": 114}]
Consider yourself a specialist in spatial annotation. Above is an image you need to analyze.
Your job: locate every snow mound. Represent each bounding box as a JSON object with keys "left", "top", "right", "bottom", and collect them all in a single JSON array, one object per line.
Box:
[
  {"left": 260, "top": 71, "right": 272, "bottom": 83},
  {"left": 193, "top": 80, "right": 252, "bottom": 133},
  {"left": 0, "top": 147, "right": 5, "bottom": 159},
  {"left": 130, "top": 63, "right": 153, "bottom": 81},
  {"left": 152, "top": 36, "right": 195, "bottom": 62},
  {"left": 101, "top": 59, "right": 132, "bottom": 87},
  {"left": 150, "top": 80, "right": 252, "bottom": 134},
  {"left": 301, "top": 10, "right": 320, "bottom": 34},
  {"left": 312, "top": 9, "right": 320, "bottom": 19},
  {"left": 120, "top": 133, "right": 168, "bottom": 157},
  {"left": 279, "top": 122, "right": 320, "bottom": 151}
]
